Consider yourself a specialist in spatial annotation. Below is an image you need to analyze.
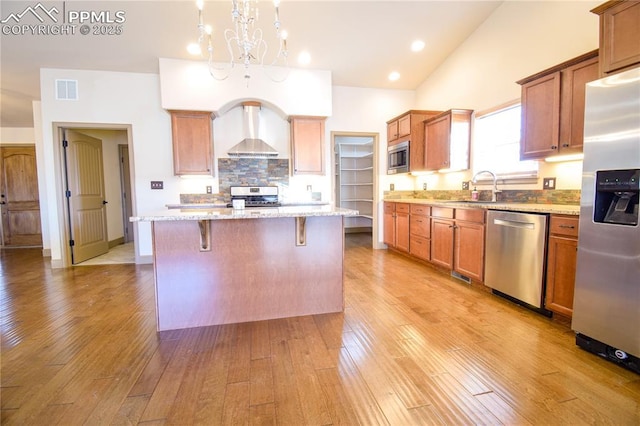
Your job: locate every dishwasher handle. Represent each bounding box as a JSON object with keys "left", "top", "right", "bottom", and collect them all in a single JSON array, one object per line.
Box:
[{"left": 493, "top": 218, "right": 536, "bottom": 230}]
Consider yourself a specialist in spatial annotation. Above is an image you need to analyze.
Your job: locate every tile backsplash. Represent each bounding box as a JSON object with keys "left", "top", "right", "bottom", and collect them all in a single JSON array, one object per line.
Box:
[{"left": 180, "top": 158, "right": 290, "bottom": 204}]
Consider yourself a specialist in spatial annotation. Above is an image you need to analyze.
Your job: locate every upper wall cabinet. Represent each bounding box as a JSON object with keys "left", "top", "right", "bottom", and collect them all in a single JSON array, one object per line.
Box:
[
  {"left": 517, "top": 50, "right": 599, "bottom": 160},
  {"left": 290, "top": 116, "right": 326, "bottom": 175},
  {"left": 386, "top": 110, "right": 441, "bottom": 171},
  {"left": 170, "top": 110, "right": 213, "bottom": 176},
  {"left": 592, "top": 0, "right": 640, "bottom": 77},
  {"left": 424, "top": 109, "right": 473, "bottom": 171}
]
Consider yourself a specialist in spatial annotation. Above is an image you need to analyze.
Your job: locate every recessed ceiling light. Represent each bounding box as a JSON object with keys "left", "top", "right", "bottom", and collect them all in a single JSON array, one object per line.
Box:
[
  {"left": 388, "top": 71, "right": 400, "bottom": 81},
  {"left": 411, "top": 40, "right": 425, "bottom": 52},
  {"left": 187, "top": 42, "right": 201, "bottom": 55},
  {"left": 298, "top": 51, "right": 311, "bottom": 66}
]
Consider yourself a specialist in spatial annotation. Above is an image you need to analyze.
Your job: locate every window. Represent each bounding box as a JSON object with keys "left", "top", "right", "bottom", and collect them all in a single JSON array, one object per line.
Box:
[{"left": 473, "top": 103, "right": 538, "bottom": 180}]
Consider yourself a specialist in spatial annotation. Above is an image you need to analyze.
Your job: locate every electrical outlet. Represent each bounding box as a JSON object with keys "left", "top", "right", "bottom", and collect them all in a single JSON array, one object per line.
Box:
[
  {"left": 462, "top": 181, "right": 469, "bottom": 190},
  {"left": 150, "top": 181, "right": 163, "bottom": 190},
  {"left": 390, "top": 183, "right": 395, "bottom": 191},
  {"left": 422, "top": 182, "right": 427, "bottom": 190},
  {"left": 206, "top": 185, "right": 212, "bottom": 194},
  {"left": 543, "top": 177, "right": 556, "bottom": 190}
]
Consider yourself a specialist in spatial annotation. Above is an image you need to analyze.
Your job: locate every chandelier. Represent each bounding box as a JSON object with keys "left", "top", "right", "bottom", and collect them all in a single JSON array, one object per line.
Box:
[{"left": 190, "top": 0, "right": 290, "bottom": 83}]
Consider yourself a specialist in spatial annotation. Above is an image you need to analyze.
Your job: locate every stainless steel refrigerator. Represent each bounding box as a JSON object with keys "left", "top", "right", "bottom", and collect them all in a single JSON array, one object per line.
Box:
[{"left": 572, "top": 66, "right": 640, "bottom": 374}]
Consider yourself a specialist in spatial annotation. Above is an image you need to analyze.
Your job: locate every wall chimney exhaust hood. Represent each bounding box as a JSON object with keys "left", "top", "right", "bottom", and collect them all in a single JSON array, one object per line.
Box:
[{"left": 227, "top": 102, "right": 279, "bottom": 158}]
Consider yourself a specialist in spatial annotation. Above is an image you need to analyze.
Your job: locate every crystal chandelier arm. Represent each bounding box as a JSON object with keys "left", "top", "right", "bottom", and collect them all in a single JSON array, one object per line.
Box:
[{"left": 193, "top": 0, "right": 291, "bottom": 84}]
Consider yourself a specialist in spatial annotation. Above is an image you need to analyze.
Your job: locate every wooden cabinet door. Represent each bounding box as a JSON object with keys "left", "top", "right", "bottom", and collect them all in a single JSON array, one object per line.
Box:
[
  {"left": 454, "top": 221, "right": 485, "bottom": 282},
  {"left": 291, "top": 116, "right": 326, "bottom": 175},
  {"left": 170, "top": 111, "right": 213, "bottom": 175},
  {"left": 520, "top": 72, "right": 561, "bottom": 160},
  {"left": 425, "top": 113, "right": 451, "bottom": 170},
  {"left": 545, "top": 214, "right": 579, "bottom": 317},
  {"left": 396, "top": 210, "right": 410, "bottom": 252},
  {"left": 559, "top": 57, "right": 599, "bottom": 153},
  {"left": 410, "top": 235, "right": 430, "bottom": 261},
  {"left": 387, "top": 121, "right": 399, "bottom": 144},
  {"left": 397, "top": 114, "right": 411, "bottom": 139},
  {"left": 545, "top": 235, "right": 578, "bottom": 317},
  {"left": 594, "top": 0, "right": 640, "bottom": 76},
  {"left": 431, "top": 218, "right": 454, "bottom": 269},
  {"left": 383, "top": 202, "right": 395, "bottom": 247}
]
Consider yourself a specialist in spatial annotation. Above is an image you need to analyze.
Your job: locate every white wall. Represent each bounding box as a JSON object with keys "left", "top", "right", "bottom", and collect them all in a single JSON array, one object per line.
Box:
[
  {"left": 39, "top": 68, "right": 174, "bottom": 263},
  {"left": 329, "top": 86, "right": 416, "bottom": 248},
  {"left": 0, "top": 128, "right": 35, "bottom": 143},
  {"left": 159, "top": 58, "right": 332, "bottom": 116},
  {"left": 408, "top": 0, "right": 600, "bottom": 191}
]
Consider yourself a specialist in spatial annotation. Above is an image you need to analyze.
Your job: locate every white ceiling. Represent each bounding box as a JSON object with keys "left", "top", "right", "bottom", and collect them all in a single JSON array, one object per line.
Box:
[{"left": 0, "top": 0, "right": 503, "bottom": 127}]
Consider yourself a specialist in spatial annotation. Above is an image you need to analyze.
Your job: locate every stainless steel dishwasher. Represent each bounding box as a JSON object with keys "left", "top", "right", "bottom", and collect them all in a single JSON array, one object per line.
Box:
[{"left": 485, "top": 210, "right": 549, "bottom": 310}]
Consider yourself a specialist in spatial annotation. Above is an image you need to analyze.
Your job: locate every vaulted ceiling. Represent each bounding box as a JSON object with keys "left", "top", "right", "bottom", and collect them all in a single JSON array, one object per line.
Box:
[{"left": 1, "top": 0, "right": 503, "bottom": 127}]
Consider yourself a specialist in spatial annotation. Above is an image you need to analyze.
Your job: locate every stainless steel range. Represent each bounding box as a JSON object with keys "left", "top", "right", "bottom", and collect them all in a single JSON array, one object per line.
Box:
[{"left": 227, "top": 186, "right": 281, "bottom": 208}]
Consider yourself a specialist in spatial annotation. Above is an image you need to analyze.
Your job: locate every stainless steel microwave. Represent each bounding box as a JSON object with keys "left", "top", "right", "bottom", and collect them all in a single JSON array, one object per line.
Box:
[{"left": 387, "top": 141, "right": 409, "bottom": 174}]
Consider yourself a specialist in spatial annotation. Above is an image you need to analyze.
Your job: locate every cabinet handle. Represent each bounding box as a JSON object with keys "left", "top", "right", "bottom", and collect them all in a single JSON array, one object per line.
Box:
[
  {"left": 551, "top": 145, "right": 558, "bottom": 150},
  {"left": 561, "top": 143, "right": 569, "bottom": 148},
  {"left": 559, "top": 224, "right": 575, "bottom": 229}
]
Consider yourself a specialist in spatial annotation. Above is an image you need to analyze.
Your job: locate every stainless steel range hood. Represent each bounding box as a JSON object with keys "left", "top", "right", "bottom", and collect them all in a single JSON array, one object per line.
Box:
[{"left": 227, "top": 102, "right": 279, "bottom": 158}]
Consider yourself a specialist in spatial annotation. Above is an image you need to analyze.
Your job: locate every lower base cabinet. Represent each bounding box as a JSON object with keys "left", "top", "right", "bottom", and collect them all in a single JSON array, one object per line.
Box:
[
  {"left": 409, "top": 204, "right": 431, "bottom": 261},
  {"left": 386, "top": 203, "right": 485, "bottom": 283},
  {"left": 431, "top": 216, "right": 455, "bottom": 269},
  {"left": 545, "top": 214, "right": 579, "bottom": 317},
  {"left": 454, "top": 220, "right": 485, "bottom": 282},
  {"left": 383, "top": 202, "right": 409, "bottom": 252}
]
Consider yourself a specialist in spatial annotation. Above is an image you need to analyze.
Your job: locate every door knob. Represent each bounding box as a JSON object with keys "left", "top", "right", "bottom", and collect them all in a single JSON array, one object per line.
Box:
[{"left": 102, "top": 200, "right": 108, "bottom": 204}]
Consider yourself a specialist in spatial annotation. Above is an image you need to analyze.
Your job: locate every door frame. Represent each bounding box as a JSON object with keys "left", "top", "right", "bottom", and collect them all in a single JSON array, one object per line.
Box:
[
  {"left": 52, "top": 122, "right": 137, "bottom": 268},
  {"left": 330, "top": 131, "right": 381, "bottom": 249}
]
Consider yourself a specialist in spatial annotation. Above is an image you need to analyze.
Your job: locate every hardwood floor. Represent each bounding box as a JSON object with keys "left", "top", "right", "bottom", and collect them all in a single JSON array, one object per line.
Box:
[{"left": 1, "top": 234, "right": 639, "bottom": 425}]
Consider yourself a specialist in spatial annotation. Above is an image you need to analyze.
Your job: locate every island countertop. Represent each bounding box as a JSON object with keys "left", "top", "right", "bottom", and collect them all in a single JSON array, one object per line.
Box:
[{"left": 131, "top": 204, "right": 359, "bottom": 222}]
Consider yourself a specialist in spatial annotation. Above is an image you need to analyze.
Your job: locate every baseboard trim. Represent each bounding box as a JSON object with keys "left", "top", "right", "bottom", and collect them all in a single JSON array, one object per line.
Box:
[
  {"left": 136, "top": 255, "right": 153, "bottom": 265},
  {"left": 109, "top": 237, "right": 125, "bottom": 248}
]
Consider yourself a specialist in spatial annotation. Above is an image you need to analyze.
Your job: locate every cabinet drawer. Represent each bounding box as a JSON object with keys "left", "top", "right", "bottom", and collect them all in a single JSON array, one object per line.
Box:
[
  {"left": 410, "top": 216, "right": 430, "bottom": 238},
  {"left": 549, "top": 215, "right": 579, "bottom": 237},
  {"left": 455, "top": 208, "right": 485, "bottom": 223},
  {"left": 396, "top": 203, "right": 410, "bottom": 214},
  {"left": 384, "top": 202, "right": 395, "bottom": 214},
  {"left": 410, "top": 235, "right": 430, "bottom": 261},
  {"left": 410, "top": 204, "right": 430, "bottom": 216},
  {"left": 431, "top": 206, "right": 454, "bottom": 219}
]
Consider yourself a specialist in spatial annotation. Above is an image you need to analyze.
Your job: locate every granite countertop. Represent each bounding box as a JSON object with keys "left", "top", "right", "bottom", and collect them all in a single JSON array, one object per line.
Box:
[
  {"left": 132, "top": 204, "right": 358, "bottom": 222},
  {"left": 386, "top": 199, "right": 580, "bottom": 216},
  {"left": 165, "top": 201, "right": 330, "bottom": 209}
]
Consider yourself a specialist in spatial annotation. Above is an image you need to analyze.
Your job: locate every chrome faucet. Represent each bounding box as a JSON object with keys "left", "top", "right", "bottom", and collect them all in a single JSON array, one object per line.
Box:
[{"left": 472, "top": 170, "right": 502, "bottom": 202}]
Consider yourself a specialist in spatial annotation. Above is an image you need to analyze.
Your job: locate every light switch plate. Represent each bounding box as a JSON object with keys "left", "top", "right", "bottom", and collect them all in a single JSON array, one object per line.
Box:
[
  {"left": 543, "top": 177, "right": 556, "bottom": 190},
  {"left": 390, "top": 183, "right": 395, "bottom": 191},
  {"left": 150, "top": 181, "right": 163, "bottom": 190}
]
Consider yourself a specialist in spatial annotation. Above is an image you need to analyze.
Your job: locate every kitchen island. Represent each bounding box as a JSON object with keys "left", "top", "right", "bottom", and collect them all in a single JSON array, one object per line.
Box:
[{"left": 132, "top": 205, "right": 358, "bottom": 331}]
